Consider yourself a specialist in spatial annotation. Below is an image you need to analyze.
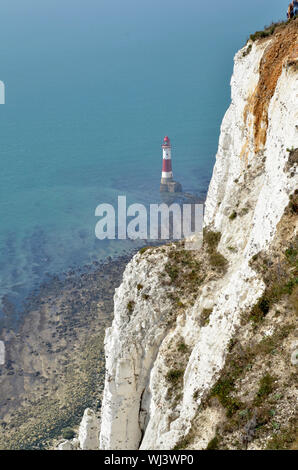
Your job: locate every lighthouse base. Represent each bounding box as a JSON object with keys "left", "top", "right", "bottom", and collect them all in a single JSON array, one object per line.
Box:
[{"left": 160, "top": 180, "right": 183, "bottom": 193}]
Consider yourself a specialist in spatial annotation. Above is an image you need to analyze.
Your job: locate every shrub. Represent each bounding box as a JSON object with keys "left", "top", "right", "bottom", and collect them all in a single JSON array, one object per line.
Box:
[
  {"left": 228, "top": 338, "right": 237, "bottom": 352},
  {"left": 164, "top": 248, "right": 203, "bottom": 292},
  {"left": 249, "top": 21, "right": 284, "bottom": 42},
  {"left": 249, "top": 275, "right": 298, "bottom": 323},
  {"left": 209, "top": 252, "right": 228, "bottom": 271},
  {"left": 139, "top": 246, "right": 152, "bottom": 255},
  {"left": 173, "top": 436, "right": 191, "bottom": 450},
  {"left": 61, "top": 427, "right": 75, "bottom": 440},
  {"left": 250, "top": 29, "right": 271, "bottom": 41},
  {"left": 203, "top": 229, "right": 221, "bottom": 252},
  {"left": 165, "top": 262, "right": 179, "bottom": 282},
  {"left": 202, "top": 229, "right": 229, "bottom": 274},
  {"left": 240, "top": 207, "right": 249, "bottom": 216},
  {"left": 286, "top": 148, "right": 298, "bottom": 170},
  {"left": 287, "top": 191, "right": 298, "bottom": 214},
  {"left": 127, "top": 301, "right": 135, "bottom": 313},
  {"left": 211, "top": 376, "right": 243, "bottom": 417},
  {"left": 177, "top": 342, "right": 188, "bottom": 353},
  {"left": 229, "top": 211, "right": 237, "bottom": 221},
  {"left": 166, "top": 369, "right": 184, "bottom": 384},
  {"left": 137, "top": 283, "right": 143, "bottom": 291},
  {"left": 242, "top": 44, "right": 252, "bottom": 57},
  {"left": 250, "top": 296, "right": 270, "bottom": 323},
  {"left": 200, "top": 308, "right": 213, "bottom": 327},
  {"left": 254, "top": 374, "right": 276, "bottom": 405},
  {"left": 206, "top": 435, "right": 220, "bottom": 450}
]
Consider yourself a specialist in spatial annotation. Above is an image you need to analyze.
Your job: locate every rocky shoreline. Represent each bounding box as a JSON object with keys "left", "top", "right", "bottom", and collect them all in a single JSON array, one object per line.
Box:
[{"left": 0, "top": 251, "right": 135, "bottom": 449}]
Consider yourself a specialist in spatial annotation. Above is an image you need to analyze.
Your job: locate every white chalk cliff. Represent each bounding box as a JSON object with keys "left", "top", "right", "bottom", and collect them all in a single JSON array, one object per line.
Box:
[{"left": 99, "top": 22, "right": 297, "bottom": 450}]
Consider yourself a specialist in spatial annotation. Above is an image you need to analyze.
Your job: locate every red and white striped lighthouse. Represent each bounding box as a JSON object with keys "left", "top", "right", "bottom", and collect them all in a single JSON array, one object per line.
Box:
[
  {"left": 161, "top": 136, "right": 173, "bottom": 184},
  {"left": 160, "top": 136, "right": 182, "bottom": 193}
]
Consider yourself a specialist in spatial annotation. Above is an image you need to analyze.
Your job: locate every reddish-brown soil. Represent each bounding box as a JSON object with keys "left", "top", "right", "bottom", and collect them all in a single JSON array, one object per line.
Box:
[{"left": 244, "top": 19, "right": 298, "bottom": 156}]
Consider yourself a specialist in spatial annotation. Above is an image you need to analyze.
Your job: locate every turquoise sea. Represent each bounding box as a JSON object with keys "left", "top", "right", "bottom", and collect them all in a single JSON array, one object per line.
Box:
[{"left": 0, "top": 0, "right": 284, "bottom": 321}]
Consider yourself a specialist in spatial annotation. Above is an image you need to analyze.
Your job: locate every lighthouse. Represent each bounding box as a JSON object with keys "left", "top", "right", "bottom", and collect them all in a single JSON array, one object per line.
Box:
[
  {"left": 161, "top": 136, "right": 173, "bottom": 183},
  {"left": 160, "top": 136, "right": 182, "bottom": 193}
]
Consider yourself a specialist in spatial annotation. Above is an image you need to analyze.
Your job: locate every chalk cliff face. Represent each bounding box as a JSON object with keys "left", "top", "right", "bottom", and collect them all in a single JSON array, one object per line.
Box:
[{"left": 99, "top": 22, "right": 298, "bottom": 450}]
